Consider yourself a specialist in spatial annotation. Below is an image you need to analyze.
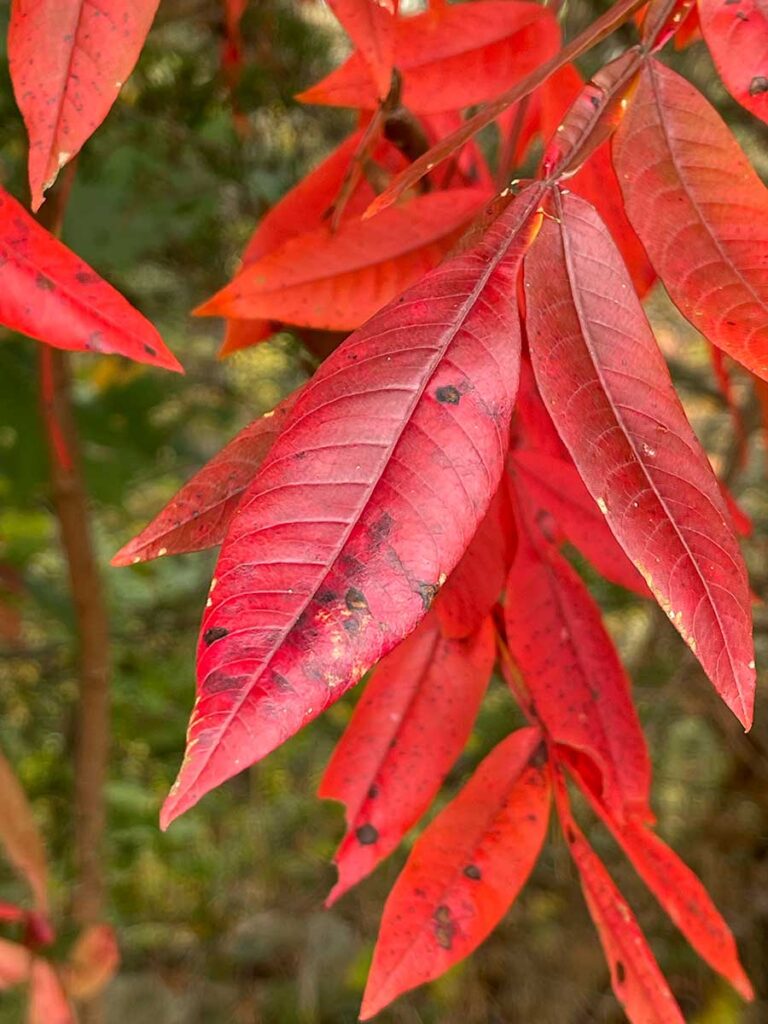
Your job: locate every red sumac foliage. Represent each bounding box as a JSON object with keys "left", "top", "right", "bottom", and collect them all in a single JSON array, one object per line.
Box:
[{"left": 4, "top": 0, "right": 764, "bottom": 1018}]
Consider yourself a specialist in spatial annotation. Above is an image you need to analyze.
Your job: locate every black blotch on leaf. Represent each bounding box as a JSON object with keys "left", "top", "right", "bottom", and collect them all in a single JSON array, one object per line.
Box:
[
  {"left": 589, "top": 94, "right": 600, "bottom": 109},
  {"left": 417, "top": 581, "right": 439, "bottom": 610},
  {"left": 316, "top": 588, "right": 336, "bottom": 605},
  {"left": 749, "top": 76, "right": 768, "bottom": 95},
  {"left": 35, "top": 273, "right": 54, "bottom": 291},
  {"left": 529, "top": 740, "right": 548, "bottom": 768},
  {"left": 368, "top": 784, "right": 379, "bottom": 799},
  {"left": 436, "top": 384, "right": 461, "bottom": 405},
  {"left": 433, "top": 905, "right": 455, "bottom": 949},
  {"left": 463, "top": 864, "right": 482, "bottom": 881},
  {"left": 615, "top": 960, "right": 626, "bottom": 984},
  {"left": 345, "top": 587, "right": 369, "bottom": 612},
  {"left": 565, "top": 826, "right": 576, "bottom": 845},
  {"left": 356, "top": 824, "right": 379, "bottom": 845},
  {"left": 203, "top": 626, "right": 229, "bottom": 646},
  {"left": 143, "top": 343, "right": 157, "bottom": 357}
]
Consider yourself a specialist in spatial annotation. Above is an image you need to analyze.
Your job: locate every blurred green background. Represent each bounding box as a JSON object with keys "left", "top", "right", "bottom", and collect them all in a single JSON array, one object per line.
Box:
[{"left": 0, "top": 1, "right": 767, "bottom": 1021}]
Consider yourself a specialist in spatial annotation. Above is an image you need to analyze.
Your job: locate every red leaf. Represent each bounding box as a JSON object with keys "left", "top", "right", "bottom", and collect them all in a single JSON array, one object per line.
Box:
[
  {"left": 221, "top": 131, "right": 407, "bottom": 356},
  {"left": 60, "top": 924, "right": 119, "bottom": 1000},
  {"left": 160, "top": 187, "right": 543, "bottom": 828},
  {"left": 360, "top": 726, "right": 550, "bottom": 1019},
  {"left": 327, "top": 0, "right": 396, "bottom": 100},
  {"left": 196, "top": 188, "right": 488, "bottom": 331},
  {"left": 0, "top": 939, "right": 31, "bottom": 990},
  {"left": 503, "top": 494, "right": 651, "bottom": 822},
  {"left": 510, "top": 449, "right": 649, "bottom": 596},
  {"left": 299, "top": 1, "right": 560, "bottom": 115},
  {"left": 573, "top": 780, "right": 754, "bottom": 1002},
  {"left": 0, "top": 188, "right": 181, "bottom": 371},
  {"left": 613, "top": 59, "right": 768, "bottom": 380},
  {"left": 363, "top": 0, "right": 648, "bottom": 217},
  {"left": 8, "top": 0, "right": 160, "bottom": 211},
  {"left": 320, "top": 613, "right": 494, "bottom": 904},
  {"left": 434, "top": 481, "right": 516, "bottom": 638},
  {"left": 28, "top": 960, "right": 73, "bottom": 1024},
  {"left": 698, "top": 0, "right": 768, "bottom": 124},
  {"left": 0, "top": 749, "right": 48, "bottom": 912},
  {"left": 553, "top": 776, "right": 685, "bottom": 1024},
  {"left": 111, "top": 393, "right": 297, "bottom": 566},
  {"left": 525, "top": 189, "right": 755, "bottom": 727}
]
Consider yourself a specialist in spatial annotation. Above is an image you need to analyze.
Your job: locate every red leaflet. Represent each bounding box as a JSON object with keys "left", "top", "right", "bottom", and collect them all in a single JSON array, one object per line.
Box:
[
  {"left": 363, "top": 0, "right": 648, "bottom": 217},
  {"left": 29, "top": 960, "right": 73, "bottom": 1024},
  {"left": 221, "top": 131, "right": 407, "bottom": 355},
  {"left": 59, "top": 925, "right": 119, "bottom": 1001},
  {"left": 510, "top": 449, "right": 649, "bottom": 596},
  {"left": 434, "top": 483, "right": 516, "bottom": 638},
  {"left": 360, "top": 727, "right": 550, "bottom": 1019},
  {"left": 525, "top": 190, "right": 755, "bottom": 727},
  {"left": 0, "top": 939, "right": 31, "bottom": 989},
  {"left": 320, "top": 613, "right": 494, "bottom": 904},
  {"left": 698, "top": 0, "right": 768, "bottom": 124},
  {"left": 581, "top": 792, "right": 754, "bottom": 1000},
  {"left": 160, "top": 187, "right": 543, "bottom": 828},
  {"left": 327, "top": 0, "right": 396, "bottom": 101},
  {"left": 196, "top": 189, "right": 487, "bottom": 331},
  {"left": 504, "top": 498, "right": 651, "bottom": 822},
  {"left": 613, "top": 59, "right": 768, "bottom": 379},
  {"left": 299, "top": 1, "right": 560, "bottom": 114},
  {"left": 8, "top": 0, "right": 160, "bottom": 210},
  {"left": 0, "top": 188, "right": 180, "bottom": 371},
  {"left": 112, "top": 393, "right": 296, "bottom": 566},
  {"left": 553, "top": 777, "right": 685, "bottom": 1024},
  {"left": 0, "top": 750, "right": 48, "bottom": 912}
]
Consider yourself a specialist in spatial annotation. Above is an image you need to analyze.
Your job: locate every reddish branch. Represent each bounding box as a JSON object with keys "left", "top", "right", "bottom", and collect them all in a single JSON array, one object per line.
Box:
[{"left": 37, "top": 168, "right": 110, "bottom": 1024}]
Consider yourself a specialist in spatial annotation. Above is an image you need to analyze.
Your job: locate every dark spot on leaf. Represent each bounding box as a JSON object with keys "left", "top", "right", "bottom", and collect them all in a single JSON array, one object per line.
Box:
[
  {"left": 316, "top": 588, "right": 336, "bottom": 605},
  {"left": 589, "top": 94, "right": 600, "bottom": 109},
  {"left": 143, "top": 343, "right": 157, "bottom": 357},
  {"left": 529, "top": 740, "right": 548, "bottom": 768},
  {"left": 463, "top": 864, "right": 482, "bottom": 880},
  {"left": 370, "top": 511, "right": 394, "bottom": 544},
  {"left": 271, "top": 672, "right": 293, "bottom": 693},
  {"left": 343, "top": 617, "right": 360, "bottom": 635},
  {"left": 565, "top": 826, "right": 576, "bottom": 845},
  {"left": 615, "top": 960, "right": 626, "bottom": 984},
  {"left": 749, "top": 76, "right": 768, "bottom": 95},
  {"left": 340, "top": 554, "right": 365, "bottom": 579},
  {"left": 356, "top": 824, "right": 378, "bottom": 845},
  {"left": 736, "top": 8, "right": 748, "bottom": 17},
  {"left": 368, "top": 784, "right": 379, "bottom": 799},
  {"left": 75, "top": 270, "right": 98, "bottom": 284},
  {"left": 345, "top": 587, "right": 368, "bottom": 612},
  {"left": 203, "top": 626, "right": 229, "bottom": 646},
  {"left": 436, "top": 384, "right": 461, "bottom": 405},
  {"left": 35, "top": 272, "right": 54, "bottom": 291},
  {"left": 417, "top": 581, "right": 439, "bottom": 610},
  {"left": 433, "top": 905, "right": 455, "bottom": 949}
]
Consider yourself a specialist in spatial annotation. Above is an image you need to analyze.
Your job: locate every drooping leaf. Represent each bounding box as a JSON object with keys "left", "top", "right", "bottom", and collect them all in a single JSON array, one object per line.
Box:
[
  {"left": 112, "top": 392, "right": 297, "bottom": 566},
  {"left": 0, "top": 188, "right": 181, "bottom": 371},
  {"left": 8, "top": 0, "right": 160, "bottom": 210},
  {"left": 525, "top": 189, "right": 755, "bottom": 727},
  {"left": 434, "top": 481, "right": 516, "bottom": 638},
  {"left": 196, "top": 188, "right": 488, "bottom": 331},
  {"left": 510, "top": 449, "right": 649, "bottom": 595},
  {"left": 613, "top": 59, "right": 768, "bottom": 379},
  {"left": 698, "top": 0, "right": 768, "bottom": 123},
  {"left": 320, "top": 613, "right": 494, "bottom": 904},
  {"left": 327, "top": 0, "right": 397, "bottom": 100},
  {"left": 363, "top": 0, "right": 648, "bottom": 217},
  {"left": 221, "top": 131, "right": 407, "bottom": 356},
  {"left": 553, "top": 775, "right": 685, "bottom": 1024},
  {"left": 299, "top": 1, "right": 560, "bottom": 114},
  {"left": 160, "top": 187, "right": 543, "bottom": 828},
  {"left": 60, "top": 925, "right": 119, "bottom": 1000},
  {"left": 360, "top": 726, "right": 550, "bottom": 1019},
  {"left": 28, "top": 960, "right": 73, "bottom": 1024},
  {"left": 503, "top": 493, "right": 651, "bottom": 822},
  {"left": 0, "top": 749, "right": 48, "bottom": 912},
  {"left": 568, "top": 774, "right": 754, "bottom": 1001}
]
